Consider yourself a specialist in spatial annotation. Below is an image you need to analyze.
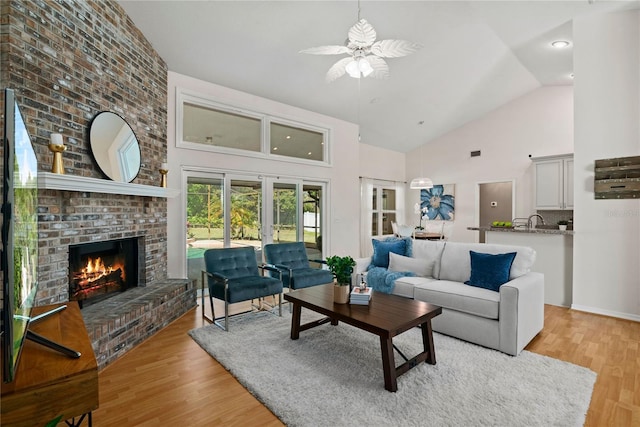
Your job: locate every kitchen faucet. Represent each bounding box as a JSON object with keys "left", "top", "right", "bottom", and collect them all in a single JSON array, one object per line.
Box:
[{"left": 527, "top": 214, "right": 545, "bottom": 229}]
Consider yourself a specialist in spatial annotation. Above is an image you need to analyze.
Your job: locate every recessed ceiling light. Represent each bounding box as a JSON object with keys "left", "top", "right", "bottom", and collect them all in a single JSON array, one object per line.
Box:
[
  {"left": 551, "top": 40, "right": 571, "bottom": 49},
  {"left": 286, "top": 135, "right": 291, "bottom": 139},
  {"left": 273, "top": 147, "right": 278, "bottom": 151},
  {"left": 308, "top": 152, "right": 312, "bottom": 156},
  {"left": 569, "top": 73, "right": 575, "bottom": 79}
]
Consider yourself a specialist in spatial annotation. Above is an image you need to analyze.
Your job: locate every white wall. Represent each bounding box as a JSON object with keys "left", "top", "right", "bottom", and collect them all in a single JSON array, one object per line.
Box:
[
  {"left": 166, "top": 72, "right": 360, "bottom": 278},
  {"left": 359, "top": 143, "right": 406, "bottom": 184},
  {"left": 404, "top": 86, "right": 574, "bottom": 242},
  {"left": 572, "top": 10, "right": 640, "bottom": 321}
]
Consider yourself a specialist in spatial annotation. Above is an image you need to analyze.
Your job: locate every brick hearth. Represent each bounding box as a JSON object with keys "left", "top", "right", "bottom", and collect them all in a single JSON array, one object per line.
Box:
[{"left": 82, "top": 279, "right": 196, "bottom": 369}]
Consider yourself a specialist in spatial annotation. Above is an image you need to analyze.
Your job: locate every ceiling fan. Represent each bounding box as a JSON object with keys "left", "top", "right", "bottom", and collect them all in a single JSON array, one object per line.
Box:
[{"left": 300, "top": 18, "right": 422, "bottom": 83}]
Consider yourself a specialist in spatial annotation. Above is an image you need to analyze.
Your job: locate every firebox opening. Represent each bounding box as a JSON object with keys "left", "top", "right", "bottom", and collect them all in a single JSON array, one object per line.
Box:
[{"left": 69, "top": 238, "right": 140, "bottom": 308}]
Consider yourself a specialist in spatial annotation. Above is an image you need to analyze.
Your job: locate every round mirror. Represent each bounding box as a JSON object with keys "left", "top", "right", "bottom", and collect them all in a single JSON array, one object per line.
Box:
[{"left": 89, "top": 111, "right": 141, "bottom": 182}]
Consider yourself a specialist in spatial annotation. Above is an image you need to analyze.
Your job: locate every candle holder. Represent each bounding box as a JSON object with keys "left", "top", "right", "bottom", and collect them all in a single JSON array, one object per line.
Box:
[
  {"left": 48, "top": 143, "right": 66, "bottom": 174},
  {"left": 159, "top": 168, "right": 168, "bottom": 188}
]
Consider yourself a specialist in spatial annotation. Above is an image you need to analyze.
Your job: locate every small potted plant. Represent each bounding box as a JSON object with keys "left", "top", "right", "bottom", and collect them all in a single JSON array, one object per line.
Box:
[
  {"left": 325, "top": 255, "right": 356, "bottom": 304},
  {"left": 557, "top": 220, "right": 569, "bottom": 231}
]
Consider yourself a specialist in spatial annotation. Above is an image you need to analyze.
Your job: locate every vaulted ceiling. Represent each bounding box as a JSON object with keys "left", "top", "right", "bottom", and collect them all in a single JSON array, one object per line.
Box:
[{"left": 119, "top": 0, "right": 639, "bottom": 153}]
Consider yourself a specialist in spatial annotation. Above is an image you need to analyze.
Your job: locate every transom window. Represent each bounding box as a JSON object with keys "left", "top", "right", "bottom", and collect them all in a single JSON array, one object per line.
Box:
[
  {"left": 177, "top": 91, "right": 329, "bottom": 163},
  {"left": 182, "top": 102, "right": 261, "bottom": 152},
  {"left": 270, "top": 122, "right": 324, "bottom": 162}
]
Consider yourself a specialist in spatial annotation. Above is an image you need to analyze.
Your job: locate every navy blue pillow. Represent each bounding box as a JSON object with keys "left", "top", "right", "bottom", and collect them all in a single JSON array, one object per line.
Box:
[
  {"left": 465, "top": 251, "right": 517, "bottom": 292},
  {"left": 371, "top": 238, "right": 408, "bottom": 268}
]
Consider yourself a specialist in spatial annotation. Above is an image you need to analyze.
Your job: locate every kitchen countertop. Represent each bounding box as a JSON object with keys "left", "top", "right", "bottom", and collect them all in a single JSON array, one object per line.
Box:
[{"left": 468, "top": 226, "right": 574, "bottom": 236}]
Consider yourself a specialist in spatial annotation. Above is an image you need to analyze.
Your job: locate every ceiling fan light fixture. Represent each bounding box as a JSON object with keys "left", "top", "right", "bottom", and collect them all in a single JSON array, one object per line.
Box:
[
  {"left": 410, "top": 177, "right": 433, "bottom": 189},
  {"left": 359, "top": 58, "right": 373, "bottom": 77},
  {"left": 300, "top": 18, "right": 420, "bottom": 82},
  {"left": 345, "top": 59, "right": 361, "bottom": 78},
  {"left": 345, "top": 57, "right": 373, "bottom": 78}
]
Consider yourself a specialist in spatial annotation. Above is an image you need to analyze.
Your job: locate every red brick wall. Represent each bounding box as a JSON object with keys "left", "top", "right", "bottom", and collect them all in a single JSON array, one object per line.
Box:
[{"left": 1, "top": 0, "right": 169, "bottom": 305}]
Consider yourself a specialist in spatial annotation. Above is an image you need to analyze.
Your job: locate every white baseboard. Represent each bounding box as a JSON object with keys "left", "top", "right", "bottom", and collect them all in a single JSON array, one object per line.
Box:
[{"left": 570, "top": 304, "right": 640, "bottom": 322}]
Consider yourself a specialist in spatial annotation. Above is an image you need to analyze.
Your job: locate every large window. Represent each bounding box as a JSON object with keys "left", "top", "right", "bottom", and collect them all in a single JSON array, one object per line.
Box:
[
  {"left": 178, "top": 91, "right": 329, "bottom": 163},
  {"left": 185, "top": 172, "right": 326, "bottom": 287}
]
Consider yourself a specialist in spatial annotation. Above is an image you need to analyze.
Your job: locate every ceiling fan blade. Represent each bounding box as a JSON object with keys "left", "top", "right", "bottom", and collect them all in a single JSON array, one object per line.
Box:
[
  {"left": 347, "top": 19, "right": 377, "bottom": 49},
  {"left": 299, "top": 45, "right": 351, "bottom": 55},
  {"left": 325, "top": 57, "right": 353, "bottom": 83},
  {"left": 365, "top": 56, "right": 390, "bottom": 79},
  {"left": 370, "top": 40, "right": 422, "bottom": 58}
]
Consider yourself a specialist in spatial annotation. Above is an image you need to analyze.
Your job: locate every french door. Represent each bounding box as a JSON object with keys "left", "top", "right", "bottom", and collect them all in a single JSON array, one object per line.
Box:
[{"left": 185, "top": 172, "right": 325, "bottom": 283}]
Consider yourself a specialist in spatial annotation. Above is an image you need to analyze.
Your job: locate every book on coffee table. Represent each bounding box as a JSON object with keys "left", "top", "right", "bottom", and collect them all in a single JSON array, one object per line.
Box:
[{"left": 350, "top": 287, "right": 372, "bottom": 305}]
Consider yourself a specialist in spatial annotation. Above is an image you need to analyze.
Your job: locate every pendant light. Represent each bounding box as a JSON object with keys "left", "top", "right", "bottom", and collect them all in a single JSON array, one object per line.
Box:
[{"left": 410, "top": 176, "right": 433, "bottom": 189}]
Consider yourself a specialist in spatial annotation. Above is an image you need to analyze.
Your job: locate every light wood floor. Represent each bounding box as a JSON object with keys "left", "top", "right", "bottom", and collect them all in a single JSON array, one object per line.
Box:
[{"left": 91, "top": 301, "right": 639, "bottom": 426}]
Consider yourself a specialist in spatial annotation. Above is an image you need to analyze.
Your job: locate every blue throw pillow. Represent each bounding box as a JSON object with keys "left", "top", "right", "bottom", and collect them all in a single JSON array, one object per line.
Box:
[
  {"left": 371, "top": 238, "right": 408, "bottom": 268},
  {"left": 465, "top": 251, "right": 517, "bottom": 292}
]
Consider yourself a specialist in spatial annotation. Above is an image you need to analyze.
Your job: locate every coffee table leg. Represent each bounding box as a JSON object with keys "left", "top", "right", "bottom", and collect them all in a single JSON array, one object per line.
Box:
[
  {"left": 421, "top": 319, "right": 436, "bottom": 365},
  {"left": 380, "top": 335, "right": 397, "bottom": 392},
  {"left": 290, "top": 303, "right": 302, "bottom": 340}
]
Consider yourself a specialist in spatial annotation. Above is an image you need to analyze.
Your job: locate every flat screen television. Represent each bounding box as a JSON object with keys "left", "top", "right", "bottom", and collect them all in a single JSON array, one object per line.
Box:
[{"left": 2, "top": 88, "right": 79, "bottom": 384}]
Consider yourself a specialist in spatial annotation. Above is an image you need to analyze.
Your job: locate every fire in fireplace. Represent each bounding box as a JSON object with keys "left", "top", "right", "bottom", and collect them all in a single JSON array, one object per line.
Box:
[{"left": 69, "top": 238, "right": 141, "bottom": 307}]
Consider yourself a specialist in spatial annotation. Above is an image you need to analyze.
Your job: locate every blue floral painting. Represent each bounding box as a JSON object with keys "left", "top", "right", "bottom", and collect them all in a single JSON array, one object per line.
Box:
[{"left": 420, "top": 184, "right": 455, "bottom": 221}]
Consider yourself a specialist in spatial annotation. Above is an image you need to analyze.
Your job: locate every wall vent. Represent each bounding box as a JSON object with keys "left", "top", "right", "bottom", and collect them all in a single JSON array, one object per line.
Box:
[{"left": 470, "top": 150, "right": 481, "bottom": 157}]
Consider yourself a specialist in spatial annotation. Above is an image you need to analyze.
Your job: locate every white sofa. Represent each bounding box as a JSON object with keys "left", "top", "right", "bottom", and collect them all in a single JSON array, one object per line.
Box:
[{"left": 355, "top": 239, "right": 544, "bottom": 356}]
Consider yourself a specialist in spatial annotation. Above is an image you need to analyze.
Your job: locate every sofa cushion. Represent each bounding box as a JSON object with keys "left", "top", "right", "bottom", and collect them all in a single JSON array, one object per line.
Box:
[
  {"left": 465, "top": 251, "right": 517, "bottom": 292},
  {"left": 393, "top": 276, "right": 438, "bottom": 298},
  {"left": 413, "top": 279, "right": 500, "bottom": 320},
  {"left": 388, "top": 252, "right": 434, "bottom": 278},
  {"left": 438, "top": 242, "right": 536, "bottom": 283},
  {"left": 371, "top": 237, "right": 410, "bottom": 268},
  {"left": 411, "top": 239, "right": 446, "bottom": 278}
]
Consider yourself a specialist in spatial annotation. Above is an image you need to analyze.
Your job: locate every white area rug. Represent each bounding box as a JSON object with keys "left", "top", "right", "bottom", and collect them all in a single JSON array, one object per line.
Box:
[{"left": 189, "top": 310, "right": 596, "bottom": 427}]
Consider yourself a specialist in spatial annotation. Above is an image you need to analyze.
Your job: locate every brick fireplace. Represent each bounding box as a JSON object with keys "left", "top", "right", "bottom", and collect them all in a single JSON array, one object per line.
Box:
[
  {"left": 36, "top": 182, "right": 197, "bottom": 368},
  {"left": 69, "top": 237, "right": 142, "bottom": 307},
  {"left": 1, "top": 0, "right": 196, "bottom": 369}
]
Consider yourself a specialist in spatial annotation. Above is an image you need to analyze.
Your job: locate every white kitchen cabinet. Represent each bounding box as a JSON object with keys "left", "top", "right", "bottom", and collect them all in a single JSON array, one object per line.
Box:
[{"left": 533, "top": 154, "right": 573, "bottom": 210}]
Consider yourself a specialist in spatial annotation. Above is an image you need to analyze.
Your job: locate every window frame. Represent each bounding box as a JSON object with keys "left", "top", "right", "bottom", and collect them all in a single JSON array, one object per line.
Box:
[
  {"left": 371, "top": 184, "right": 399, "bottom": 237},
  {"left": 176, "top": 89, "right": 331, "bottom": 166}
]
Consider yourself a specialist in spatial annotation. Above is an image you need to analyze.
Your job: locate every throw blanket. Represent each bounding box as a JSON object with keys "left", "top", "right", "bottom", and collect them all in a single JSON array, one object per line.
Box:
[{"left": 366, "top": 267, "right": 415, "bottom": 294}]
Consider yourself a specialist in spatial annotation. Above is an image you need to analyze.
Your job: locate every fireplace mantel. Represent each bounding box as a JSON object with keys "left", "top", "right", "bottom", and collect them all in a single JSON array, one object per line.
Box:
[{"left": 38, "top": 172, "right": 179, "bottom": 198}]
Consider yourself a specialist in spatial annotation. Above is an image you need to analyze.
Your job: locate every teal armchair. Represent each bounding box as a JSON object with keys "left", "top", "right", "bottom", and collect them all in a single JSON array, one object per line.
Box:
[
  {"left": 202, "top": 246, "right": 283, "bottom": 331},
  {"left": 263, "top": 242, "right": 334, "bottom": 294}
]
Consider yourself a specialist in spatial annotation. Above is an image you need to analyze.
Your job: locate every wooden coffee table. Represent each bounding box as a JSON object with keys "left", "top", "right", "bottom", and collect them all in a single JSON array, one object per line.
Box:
[{"left": 284, "top": 284, "right": 442, "bottom": 392}]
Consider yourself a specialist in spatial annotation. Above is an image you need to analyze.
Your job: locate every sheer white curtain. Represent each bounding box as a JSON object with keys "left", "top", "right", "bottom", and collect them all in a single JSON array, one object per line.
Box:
[{"left": 360, "top": 177, "right": 374, "bottom": 257}]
